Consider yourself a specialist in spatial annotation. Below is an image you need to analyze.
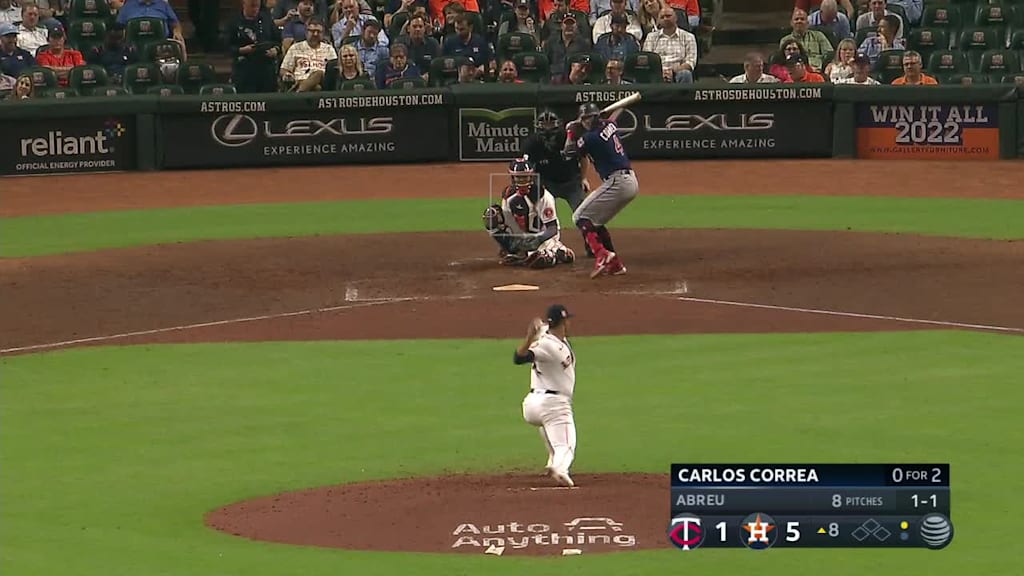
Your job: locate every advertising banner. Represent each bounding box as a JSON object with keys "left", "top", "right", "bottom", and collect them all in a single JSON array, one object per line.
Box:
[
  {"left": 856, "top": 104, "right": 1000, "bottom": 160},
  {"left": 160, "top": 92, "right": 450, "bottom": 168},
  {"left": 537, "top": 86, "right": 833, "bottom": 159},
  {"left": 452, "top": 84, "right": 541, "bottom": 161},
  {"left": 1, "top": 116, "right": 135, "bottom": 176}
]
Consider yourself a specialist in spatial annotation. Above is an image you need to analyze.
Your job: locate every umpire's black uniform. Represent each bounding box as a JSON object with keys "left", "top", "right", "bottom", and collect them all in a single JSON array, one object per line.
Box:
[{"left": 522, "top": 134, "right": 586, "bottom": 214}]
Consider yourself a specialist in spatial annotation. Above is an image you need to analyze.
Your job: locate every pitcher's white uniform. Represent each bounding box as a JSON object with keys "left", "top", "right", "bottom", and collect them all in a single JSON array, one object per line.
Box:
[{"left": 521, "top": 324, "right": 577, "bottom": 483}]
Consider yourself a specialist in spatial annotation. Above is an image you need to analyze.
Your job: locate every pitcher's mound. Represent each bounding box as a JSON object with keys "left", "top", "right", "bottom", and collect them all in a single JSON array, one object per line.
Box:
[{"left": 205, "top": 472, "right": 674, "bottom": 556}]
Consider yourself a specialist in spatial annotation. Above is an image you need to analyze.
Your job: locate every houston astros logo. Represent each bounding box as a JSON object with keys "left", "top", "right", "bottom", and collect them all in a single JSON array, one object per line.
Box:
[
  {"left": 741, "top": 513, "right": 777, "bottom": 550},
  {"left": 667, "top": 514, "right": 705, "bottom": 550}
]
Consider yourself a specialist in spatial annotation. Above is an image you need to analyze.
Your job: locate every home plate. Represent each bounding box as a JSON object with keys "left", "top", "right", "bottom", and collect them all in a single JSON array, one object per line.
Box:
[{"left": 493, "top": 284, "right": 540, "bottom": 292}]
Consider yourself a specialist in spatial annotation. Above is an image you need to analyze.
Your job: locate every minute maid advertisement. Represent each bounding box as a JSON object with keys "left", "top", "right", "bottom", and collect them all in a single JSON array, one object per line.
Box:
[
  {"left": 856, "top": 104, "right": 999, "bottom": 160},
  {"left": 458, "top": 107, "right": 537, "bottom": 161}
]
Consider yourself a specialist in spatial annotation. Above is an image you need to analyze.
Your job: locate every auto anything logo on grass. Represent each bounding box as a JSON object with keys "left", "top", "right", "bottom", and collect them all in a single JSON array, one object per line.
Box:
[{"left": 451, "top": 516, "right": 637, "bottom": 551}]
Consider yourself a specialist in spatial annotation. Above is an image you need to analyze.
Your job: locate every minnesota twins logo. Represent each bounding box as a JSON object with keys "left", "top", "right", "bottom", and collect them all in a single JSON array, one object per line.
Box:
[
  {"left": 740, "top": 513, "right": 777, "bottom": 550},
  {"left": 667, "top": 514, "right": 705, "bottom": 550}
]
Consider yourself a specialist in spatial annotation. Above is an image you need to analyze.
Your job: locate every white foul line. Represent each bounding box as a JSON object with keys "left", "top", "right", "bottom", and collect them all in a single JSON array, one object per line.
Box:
[
  {"left": 0, "top": 300, "right": 398, "bottom": 355},
  {"left": 678, "top": 297, "right": 1024, "bottom": 334}
]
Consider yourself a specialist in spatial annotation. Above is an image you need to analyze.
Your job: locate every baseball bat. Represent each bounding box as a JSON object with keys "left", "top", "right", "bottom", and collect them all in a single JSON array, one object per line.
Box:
[{"left": 600, "top": 92, "right": 642, "bottom": 115}]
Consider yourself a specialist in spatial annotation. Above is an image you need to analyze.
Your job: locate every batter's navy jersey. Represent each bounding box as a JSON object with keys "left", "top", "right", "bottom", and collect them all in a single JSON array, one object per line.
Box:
[
  {"left": 523, "top": 135, "right": 581, "bottom": 184},
  {"left": 576, "top": 120, "right": 631, "bottom": 180}
]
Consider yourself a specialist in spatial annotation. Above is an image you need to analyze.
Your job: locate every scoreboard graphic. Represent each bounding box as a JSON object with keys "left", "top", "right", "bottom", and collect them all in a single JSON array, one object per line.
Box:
[{"left": 667, "top": 464, "right": 952, "bottom": 550}]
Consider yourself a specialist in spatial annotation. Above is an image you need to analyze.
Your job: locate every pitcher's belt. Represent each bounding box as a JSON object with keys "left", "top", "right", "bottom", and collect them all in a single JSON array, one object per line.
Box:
[{"left": 531, "top": 388, "right": 559, "bottom": 395}]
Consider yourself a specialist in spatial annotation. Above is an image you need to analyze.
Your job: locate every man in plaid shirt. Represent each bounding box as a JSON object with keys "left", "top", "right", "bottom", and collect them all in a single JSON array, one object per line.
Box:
[{"left": 641, "top": 6, "right": 696, "bottom": 83}]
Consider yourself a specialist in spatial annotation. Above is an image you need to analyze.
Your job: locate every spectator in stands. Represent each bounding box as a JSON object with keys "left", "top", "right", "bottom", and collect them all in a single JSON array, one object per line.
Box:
[
  {"left": 442, "top": 12, "right": 492, "bottom": 78},
  {"left": 329, "top": 0, "right": 372, "bottom": 26},
  {"left": 375, "top": 42, "right": 421, "bottom": 87},
  {"left": 642, "top": 6, "right": 696, "bottom": 83},
  {"left": 333, "top": 0, "right": 388, "bottom": 49},
  {"left": 86, "top": 22, "right": 135, "bottom": 85},
  {"left": 1, "top": 21, "right": 35, "bottom": 77},
  {"left": 891, "top": 50, "right": 936, "bottom": 85},
  {"left": 282, "top": 0, "right": 316, "bottom": 53},
  {"left": 499, "top": 0, "right": 539, "bottom": 41},
  {"left": 835, "top": 53, "right": 878, "bottom": 84},
  {"left": 354, "top": 18, "right": 389, "bottom": 77},
  {"left": 432, "top": 0, "right": 481, "bottom": 30},
  {"left": 536, "top": 0, "right": 587, "bottom": 21},
  {"left": 188, "top": 0, "right": 222, "bottom": 52},
  {"left": 664, "top": 0, "right": 699, "bottom": 30},
  {"left": 858, "top": 14, "right": 902, "bottom": 67},
  {"left": 35, "top": 25, "right": 83, "bottom": 86},
  {"left": 637, "top": 0, "right": 662, "bottom": 37},
  {"left": 5, "top": 72, "right": 34, "bottom": 99},
  {"left": 457, "top": 56, "right": 482, "bottom": 82},
  {"left": 0, "top": 0, "right": 20, "bottom": 26},
  {"left": 783, "top": 52, "right": 824, "bottom": 83},
  {"left": 543, "top": 12, "right": 589, "bottom": 83},
  {"left": 602, "top": 57, "right": 628, "bottom": 83},
  {"left": 594, "top": 13, "right": 639, "bottom": 62},
  {"left": 336, "top": 42, "right": 367, "bottom": 82},
  {"left": 16, "top": 4, "right": 46, "bottom": 56},
  {"left": 396, "top": 14, "right": 439, "bottom": 73},
  {"left": 729, "top": 51, "right": 779, "bottom": 83},
  {"left": 117, "top": 0, "right": 186, "bottom": 48},
  {"left": 884, "top": 0, "right": 920, "bottom": 26},
  {"left": 280, "top": 18, "right": 335, "bottom": 90},
  {"left": 808, "top": 0, "right": 850, "bottom": 41},
  {"left": 769, "top": 39, "right": 807, "bottom": 81},
  {"left": 230, "top": 0, "right": 281, "bottom": 93},
  {"left": 36, "top": 2, "right": 68, "bottom": 32},
  {"left": 796, "top": 0, "right": 854, "bottom": 19},
  {"left": 856, "top": 0, "right": 903, "bottom": 39},
  {"left": 567, "top": 53, "right": 591, "bottom": 84},
  {"left": 496, "top": 58, "right": 523, "bottom": 82},
  {"left": 273, "top": 0, "right": 327, "bottom": 27},
  {"left": 541, "top": 0, "right": 586, "bottom": 45},
  {"left": 824, "top": 37, "right": 855, "bottom": 82},
  {"left": 589, "top": 0, "right": 638, "bottom": 26},
  {"left": 384, "top": 0, "right": 428, "bottom": 30},
  {"left": 591, "top": 0, "right": 641, "bottom": 44},
  {"left": 779, "top": 9, "right": 831, "bottom": 71}
]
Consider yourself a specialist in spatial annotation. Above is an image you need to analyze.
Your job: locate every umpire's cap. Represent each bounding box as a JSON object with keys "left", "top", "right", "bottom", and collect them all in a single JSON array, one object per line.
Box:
[{"left": 546, "top": 304, "right": 573, "bottom": 326}]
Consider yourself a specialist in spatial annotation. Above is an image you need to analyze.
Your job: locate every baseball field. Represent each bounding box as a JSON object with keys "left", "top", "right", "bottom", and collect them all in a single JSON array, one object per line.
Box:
[{"left": 1, "top": 159, "right": 1022, "bottom": 575}]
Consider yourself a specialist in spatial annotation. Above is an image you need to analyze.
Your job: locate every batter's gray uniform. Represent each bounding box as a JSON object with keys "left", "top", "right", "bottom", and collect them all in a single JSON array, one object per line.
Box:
[{"left": 572, "top": 169, "right": 638, "bottom": 226}]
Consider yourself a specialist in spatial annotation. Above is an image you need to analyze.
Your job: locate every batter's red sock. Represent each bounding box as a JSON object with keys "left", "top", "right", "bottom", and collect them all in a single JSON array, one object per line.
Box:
[
  {"left": 596, "top": 226, "right": 616, "bottom": 251},
  {"left": 584, "top": 232, "right": 608, "bottom": 259}
]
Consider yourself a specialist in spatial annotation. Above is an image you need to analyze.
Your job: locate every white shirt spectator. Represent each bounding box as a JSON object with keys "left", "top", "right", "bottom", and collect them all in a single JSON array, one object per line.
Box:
[
  {"left": 729, "top": 72, "right": 779, "bottom": 83},
  {"left": 17, "top": 22, "right": 46, "bottom": 55},
  {"left": 642, "top": 25, "right": 697, "bottom": 73},
  {"left": 281, "top": 39, "right": 337, "bottom": 81},
  {"left": 591, "top": 12, "right": 643, "bottom": 44},
  {"left": 0, "top": 1, "right": 20, "bottom": 25},
  {"left": 836, "top": 76, "right": 880, "bottom": 85},
  {"left": 829, "top": 62, "right": 853, "bottom": 82},
  {"left": 590, "top": 0, "right": 639, "bottom": 24}
]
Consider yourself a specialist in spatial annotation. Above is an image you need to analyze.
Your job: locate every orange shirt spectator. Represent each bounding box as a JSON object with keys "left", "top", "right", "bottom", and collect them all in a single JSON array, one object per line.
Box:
[
  {"left": 892, "top": 74, "right": 937, "bottom": 85},
  {"left": 35, "top": 27, "right": 84, "bottom": 86},
  {"left": 664, "top": 0, "right": 700, "bottom": 28},
  {"left": 891, "top": 51, "right": 937, "bottom": 85},
  {"left": 538, "top": 0, "right": 589, "bottom": 20},
  {"left": 782, "top": 53, "right": 825, "bottom": 82},
  {"left": 429, "top": 0, "right": 479, "bottom": 26}
]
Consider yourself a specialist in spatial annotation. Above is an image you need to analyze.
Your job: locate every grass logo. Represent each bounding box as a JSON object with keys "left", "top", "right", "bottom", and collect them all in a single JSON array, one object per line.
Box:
[{"left": 459, "top": 107, "right": 536, "bottom": 161}]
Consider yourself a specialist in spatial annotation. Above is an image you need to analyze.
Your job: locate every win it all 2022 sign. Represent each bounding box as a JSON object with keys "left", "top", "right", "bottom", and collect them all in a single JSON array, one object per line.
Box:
[{"left": 856, "top": 104, "right": 999, "bottom": 160}]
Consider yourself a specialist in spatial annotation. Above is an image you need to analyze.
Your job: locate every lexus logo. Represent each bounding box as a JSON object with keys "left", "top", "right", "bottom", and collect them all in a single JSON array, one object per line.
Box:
[
  {"left": 211, "top": 114, "right": 259, "bottom": 147},
  {"left": 614, "top": 108, "right": 638, "bottom": 140}
]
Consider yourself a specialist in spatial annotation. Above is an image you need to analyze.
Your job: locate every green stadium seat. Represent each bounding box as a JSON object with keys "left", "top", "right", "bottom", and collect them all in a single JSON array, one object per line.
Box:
[
  {"left": 125, "top": 17, "right": 169, "bottom": 50},
  {"left": 497, "top": 32, "right": 537, "bottom": 63},
  {"left": 429, "top": 55, "right": 471, "bottom": 86},
  {"left": 812, "top": 26, "right": 839, "bottom": 50},
  {"left": 927, "top": 49, "right": 970, "bottom": 75},
  {"left": 854, "top": 27, "right": 876, "bottom": 49},
  {"left": 510, "top": 51, "right": 550, "bottom": 83},
  {"left": 922, "top": 5, "right": 961, "bottom": 35},
  {"left": 123, "top": 63, "right": 161, "bottom": 94},
  {"left": 959, "top": 26, "right": 1002, "bottom": 52},
  {"left": 946, "top": 72, "right": 992, "bottom": 85},
  {"left": 908, "top": 27, "right": 950, "bottom": 61},
  {"left": 1010, "top": 28, "right": 1024, "bottom": 50},
  {"left": 873, "top": 49, "right": 907, "bottom": 83},
  {"left": 976, "top": 48, "right": 1020, "bottom": 74},
  {"left": 142, "top": 39, "right": 185, "bottom": 64},
  {"left": 1000, "top": 72, "right": 1024, "bottom": 85},
  {"left": 624, "top": 51, "right": 663, "bottom": 83},
  {"left": 90, "top": 85, "right": 130, "bottom": 96},
  {"left": 388, "top": 76, "right": 427, "bottom": 89},
  {"left": 70, "top": 0, "right": 112, "bottom": 20},
  {"left": 45, "top": 87, "right": 79, "bottom": 98},
  {"left": 23, "top": 66, "right": 58, "bottom": 90},
  {"left": 199, "top": 83, "right": 238, "bottom": 95},
  {"left": 147, "top": 84, "right": 184, "bottom": 96},
  {"left": 340, "top": 34, "right": 360, "bottom": 46},
  {"left": 68, "top": 19, "right": 107, "bottom": 54},
  {"left": 974, "top": 1, "right": 1012, "bottom": 27},
  {"left": 340, "top": 77, "right": 377, "bottom": 90},
  {"left": 68, "top": 64, "right": 109, "bottom": 93},
  {"left": 175, "top": 63, "right": 216, "bottom": 94}
]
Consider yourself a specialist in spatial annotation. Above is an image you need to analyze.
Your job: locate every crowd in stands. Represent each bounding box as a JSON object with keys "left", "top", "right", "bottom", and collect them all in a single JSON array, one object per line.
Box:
[
  {"left": 730, "top": 0, "right": 1024, "bottom": 87},
  {"left": 3, "top": 0, "right": 1022, "bottom": 99}
]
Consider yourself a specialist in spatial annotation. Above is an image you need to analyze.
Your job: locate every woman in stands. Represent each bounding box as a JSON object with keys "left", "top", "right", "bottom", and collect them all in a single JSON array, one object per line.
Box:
[
  {"left": 825, "top": 38, "right": 856, "bottom": 83},
  {"left": 770, "top": 39, "right": 815, "bottom": 82},
  {"left": 336, "top": 43, "right": 367, "bottom": 84},
  {"left": 638, "top": 0, "right": 664, "bottom": 39},
  {"left": 6, "top": 74, "right": 34, "bottom": 100}
]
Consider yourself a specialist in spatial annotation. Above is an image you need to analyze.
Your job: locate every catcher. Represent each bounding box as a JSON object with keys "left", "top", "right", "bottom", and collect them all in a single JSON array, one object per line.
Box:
[{"left": 483, "top": 156, "right": 576, "bottom": 268}]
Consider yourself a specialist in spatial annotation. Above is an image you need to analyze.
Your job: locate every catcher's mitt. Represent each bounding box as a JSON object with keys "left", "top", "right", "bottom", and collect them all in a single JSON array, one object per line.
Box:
[{"left": 483, "top": 204, "right": 504, "bottom": 231}]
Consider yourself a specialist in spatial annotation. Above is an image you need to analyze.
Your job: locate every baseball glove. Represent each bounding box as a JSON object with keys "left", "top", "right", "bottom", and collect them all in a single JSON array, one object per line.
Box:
[{"left": 483, "top": 204, "right": 504, "bottom": 231}]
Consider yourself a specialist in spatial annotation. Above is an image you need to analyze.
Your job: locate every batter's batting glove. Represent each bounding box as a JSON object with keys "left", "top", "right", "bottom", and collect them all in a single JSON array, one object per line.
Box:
[{"left": 483, "top": 204, "right": 504, "bottom": 231}]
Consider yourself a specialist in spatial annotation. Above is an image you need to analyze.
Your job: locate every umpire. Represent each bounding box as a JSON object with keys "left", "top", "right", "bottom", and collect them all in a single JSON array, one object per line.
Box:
[{"left": 523, "top": 109, "right": 593, "bottom": 257}]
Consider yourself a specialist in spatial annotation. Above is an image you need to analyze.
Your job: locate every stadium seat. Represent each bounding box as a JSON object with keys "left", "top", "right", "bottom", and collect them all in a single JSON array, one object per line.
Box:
[
  {"left": 70, "top": 0, "right": 111, "bottom": 20},
  {"left": 387, "top": 11, "right": 409, "bottom": 41},
  {"left": 947, "top": 73, "right": 992, "bottom": 85},
  {"left": 1001, "top": 72, "right": 1024, "bottom": 85},
  {"left": 142, "top": 39, "right": 184, "bottom": 64},
  {"left": 147, "top": 84, "right": 184, "bottom": 96},
  {"left": 874, "top": 49, "right": 907, "bottom": 83},
  {"left": 510, "top": 51, "right": 550, "bottom": 83},
  {"left": 46, "top": 87, "right": 79, "bottom": 98},
  {"left": 68, "top": 19, "right": 107, "bottom": 54},
  {"left": 340, "top": 34, "right": 360, "bottom": 46},
  {"left": 854, "top": 27, "right": 876, "bottom": 49},
  {"left": 908, "top": 27, "right": 950, "bottom": 62},
  {"left": 199, "top": 83, "right": 238, "bottom": 95},
  {"left": 175, "top": 63, "right": 216, "bottom": 94},
  {"left": 23, "top": 66, "right": 58, "bottom": 90},
  {"left": 921, "top": 5, "right": 961, "bottom": 31},
  {"left": 812, "top": 26, "right": 839, "bottom": 50},
  {"left": 123, "top": 63, "right": 161, "bottom": 94},
  {"left": 91, "top": 85, "right": 130, "bottom": 96},
  {"left": 1009, "top": 28, "right": 1024, "bottom": 50},
  {"left": 974, "top": 2, "right": 1012, "bottom": 27},
  {"left": 977, "top": 48, "right": 1020, "bottom": 74},
  {"left": 497, "top": 32, "right": 537, "bottom": 62},
  {"left": 959, "top": 26, "right": 1002, "bottom": 52},
  {"left": 125, "top": 17, "right": 169, "bottom": 50},
  {"left": 429, "top": 55, "right": 471, "bottom": 86},
  {"left": 928, "top": 49, "right": 970, "bottom": 76},
  {"left": 624, "top": 51, "right": 663, "bottom": 83},
  {"left": 68, "top": 64, "right": 109, "bottom": 93},
  {"left": 388, "top": 76, "right": 427, "bottom": 89},
  {"left": 340, "top": 77, "right": 377, "bottom": 90}
]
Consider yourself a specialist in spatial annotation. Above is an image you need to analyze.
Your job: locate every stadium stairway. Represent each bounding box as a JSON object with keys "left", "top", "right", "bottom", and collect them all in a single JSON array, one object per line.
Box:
[{"left": 696, "top": 0, "right": 792, "bottom": 82}]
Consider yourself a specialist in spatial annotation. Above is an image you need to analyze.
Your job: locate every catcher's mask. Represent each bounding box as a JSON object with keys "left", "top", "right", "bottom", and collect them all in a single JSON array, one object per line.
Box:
[
  {"left": 508, "top": 155, "right": 536, "bottom": 190},
  {"left": 536, "top": 109, "right": 563, "bottom": 146},
  {"left": 578, "top": 102, "right": 601, "bottom": 130}
]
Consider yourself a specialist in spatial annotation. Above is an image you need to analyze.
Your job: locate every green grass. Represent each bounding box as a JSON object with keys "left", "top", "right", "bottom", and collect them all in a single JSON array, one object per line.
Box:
[
  {"left": 3, "top": 195, "right": 1023, "bottom": 257},
  {"left": 2, "top": 332, "right": 1021, "bottom": 576}
]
